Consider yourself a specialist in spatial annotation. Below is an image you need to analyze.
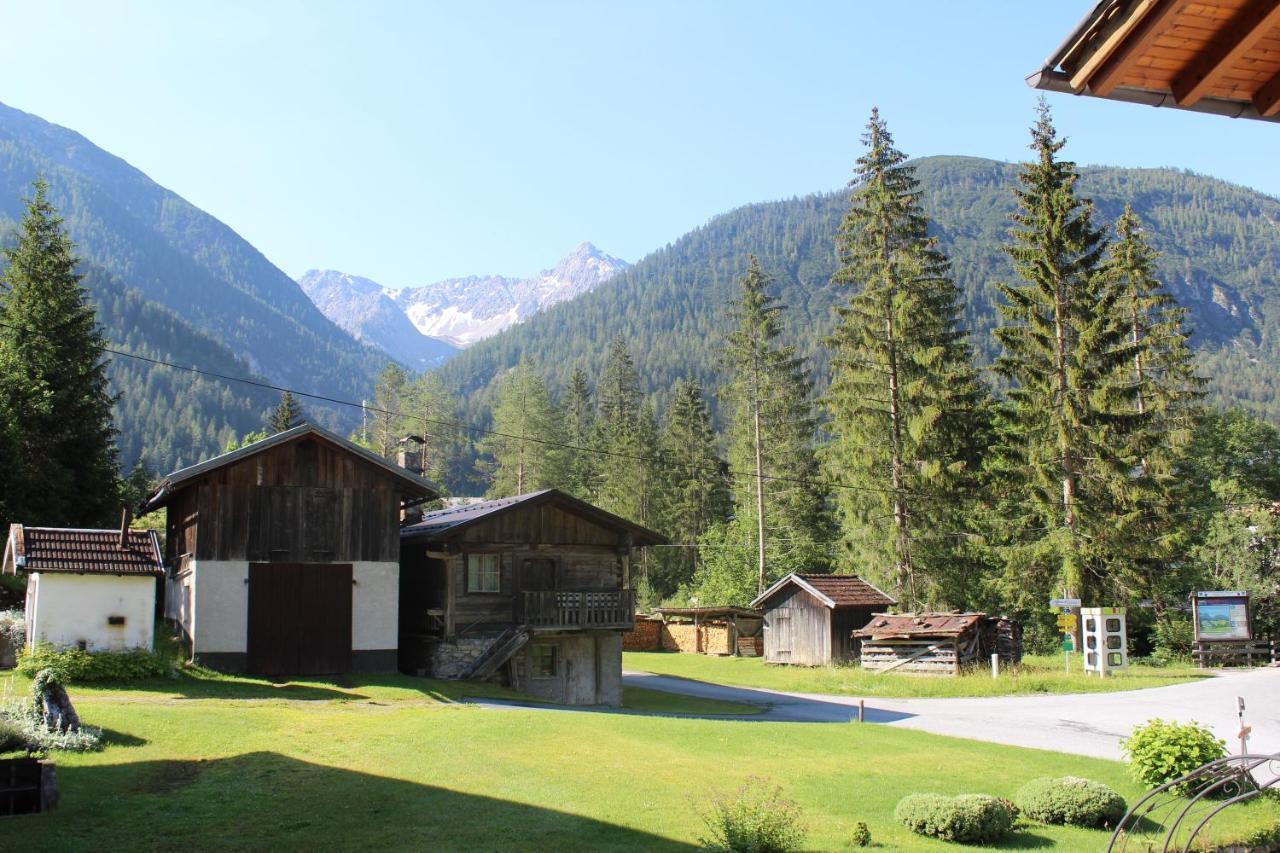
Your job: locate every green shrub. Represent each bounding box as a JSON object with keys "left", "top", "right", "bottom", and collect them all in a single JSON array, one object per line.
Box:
[
  {"left": 0, "top": 609, "right": 24, "bottom": 649},
  {"left": 17, "top": 644, "right": 173, "bottom": 682},
  {"left": 894, "top": 793, "right": 1014, "bottom": 844},
  {"left": 1150, "top": 617, "right": 1193, "bottom": 665},
  {"left": 0, "top": 702, "right": 101, "bottom": 752},
  {"left": 1122, "top": 718, "right": 1225, "bottom": 791},
  {"left": 0, "top": 718, "right": 30, "bottom": 753},
  {"left": 1014, "top": 776, "right": 1126, "bottom": 827},
  {"left": 847, "top": 821, "right": 870, "bottom": 847},
  {"left": 697, "top": 776, "right": 806, "bottom": 852}
]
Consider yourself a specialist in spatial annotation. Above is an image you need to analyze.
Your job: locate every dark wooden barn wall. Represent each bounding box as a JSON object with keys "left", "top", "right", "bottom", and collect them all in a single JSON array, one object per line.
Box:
[
  {"left": 183, "top": 437, "right": 405, "bottom": 563},
  {"left": 457, "top": 503, "right": 625, "bottom": 547},
  {"left": 829, "top": 606, "right": 877, "bottom": 662}
]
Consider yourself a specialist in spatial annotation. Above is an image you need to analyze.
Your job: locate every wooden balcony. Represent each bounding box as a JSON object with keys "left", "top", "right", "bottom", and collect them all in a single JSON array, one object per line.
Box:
[{"left": 520, "top": 590, "right": 634, "bottom": 631}]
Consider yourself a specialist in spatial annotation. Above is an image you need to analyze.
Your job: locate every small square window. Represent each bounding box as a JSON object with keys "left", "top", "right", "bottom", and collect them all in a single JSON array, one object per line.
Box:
[
  {"left": 1105, "top": 617, "right": 1122, "bottom": 633},
  {"left": 466, "top": 554, "right": 501, "bottom": 593},
  {"left": 530, "top": 644, "right": 556, "bottom": 678}
]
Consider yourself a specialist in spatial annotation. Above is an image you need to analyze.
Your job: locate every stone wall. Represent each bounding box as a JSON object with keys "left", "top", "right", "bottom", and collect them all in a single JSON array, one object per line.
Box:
[{"left": 429, "top": 635, "right": 499, "bottom": 679}]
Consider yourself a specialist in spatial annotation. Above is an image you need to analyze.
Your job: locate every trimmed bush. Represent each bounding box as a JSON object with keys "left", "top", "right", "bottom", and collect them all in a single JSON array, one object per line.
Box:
[
  {"left": 17, "top": 644, "right": 173, "bottom": 682},
  {"left": 1014, "top": 776, "right": 1126, "bottom": 827},
  {"left": 1122, "top": 718, "right": 1225, "bottom": 791},
  {"left": 697, "top": 776, "right": 806, "bottom": 852},
  {"left": 848, "top": 821, "right": 871, "bottom": 847},
  {"left": 895, "top": 793, "right": 1014, "bottom": 844}
]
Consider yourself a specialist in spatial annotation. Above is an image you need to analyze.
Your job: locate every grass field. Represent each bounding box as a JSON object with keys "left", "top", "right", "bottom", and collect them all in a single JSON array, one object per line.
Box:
[
  {"left": 0, "top": 668, "right": 1273, "bottom": 851},
  {"left": 623, "top": 651, "right": 1209, "bottom": 698}
]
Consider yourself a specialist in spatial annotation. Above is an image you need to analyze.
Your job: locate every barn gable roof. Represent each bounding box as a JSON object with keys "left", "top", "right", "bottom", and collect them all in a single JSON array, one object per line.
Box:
[
  {"left": 3, "top": 524, "right": 164, "bottom": 576},
  {"left": 140, "top": 423, "right": 439, "bottom": 513},
  {"left": 400, "top": 489, "right": 666, "bottom": 546},
  {"left": 750, "top": 572, "right": 896, "bottom": 610}
]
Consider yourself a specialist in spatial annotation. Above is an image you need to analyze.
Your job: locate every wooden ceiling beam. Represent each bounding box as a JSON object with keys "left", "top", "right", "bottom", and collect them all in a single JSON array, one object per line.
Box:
[
  {"left": 1088, "top": 0, "right": 1188, "bottom": 97},
  {"left": 1070, "top": 0, "right": 1163, "bottom": 92},
  {"left": 1172, "top": 0, "right": 1280, "bottom": 105},
  {"left": 1255, "top": 68, "right": 1280, "bottom": 115}
]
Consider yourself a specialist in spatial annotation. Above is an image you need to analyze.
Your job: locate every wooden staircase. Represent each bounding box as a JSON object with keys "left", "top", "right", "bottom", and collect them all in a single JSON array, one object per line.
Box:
[{"left": 464, "top": 626, "right": 532, "bottom": 681}]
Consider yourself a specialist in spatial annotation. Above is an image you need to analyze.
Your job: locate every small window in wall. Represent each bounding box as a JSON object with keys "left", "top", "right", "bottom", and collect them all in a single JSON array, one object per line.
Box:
[
  {"left": 530, "top": 644, "right": 557, "bottom": 678},
  {"left": 466, "top": 554, "right": 501, "bottom": 593},
  {"left": 107, "top": 616, "right": 126, "bottom": 627}
]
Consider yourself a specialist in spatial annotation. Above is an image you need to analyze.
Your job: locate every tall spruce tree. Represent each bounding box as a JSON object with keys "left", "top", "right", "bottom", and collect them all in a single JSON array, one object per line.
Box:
[
  {"left": 720, "top": 257, "right": 830, "bottom": 597},
  {"left": 403, "top": 371, "right": 457, "bottom": 490},
  {"left": 993, "top": 103, "right": 1141, "bottom": 607},
  {"left": 267, "top": 390, "right": 303, "bottom": 433},
  {"left": 0, "top": 180, "right": 120, "bottom": 527},
  {"left": 561, "top": 367, "right": 600, "bottom": 501},
  {"left": 653, "top": 378, "right": 731, "bottom": 595},
  {"left": 477, "top": 362, "right": 564, "bottom": 496},
  {"left": 824, "top": 108, "right": 990, "bottom": 608},
  {"left": 371, "top": 362, "right": 411, "bottom": 458},
  {"left": 595, "top": 336, "right": 659, "bottom": 528}
]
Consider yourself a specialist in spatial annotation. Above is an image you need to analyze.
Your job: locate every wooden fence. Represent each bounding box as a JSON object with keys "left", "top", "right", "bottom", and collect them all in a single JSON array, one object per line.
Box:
[{"left": 1193, "top": 640, "right": 1276, "bottom": 668}]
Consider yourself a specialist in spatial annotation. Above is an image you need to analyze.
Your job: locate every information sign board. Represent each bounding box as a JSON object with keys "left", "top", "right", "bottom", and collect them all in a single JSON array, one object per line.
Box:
[{"left": 1192, "top": 591, "right": 1251, "bottom": 642}]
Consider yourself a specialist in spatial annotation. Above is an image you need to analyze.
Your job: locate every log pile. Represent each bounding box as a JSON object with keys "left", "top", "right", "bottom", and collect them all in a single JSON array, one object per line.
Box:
[{"left": 855, "top": 613, "right": 1021, "bottom": 676}]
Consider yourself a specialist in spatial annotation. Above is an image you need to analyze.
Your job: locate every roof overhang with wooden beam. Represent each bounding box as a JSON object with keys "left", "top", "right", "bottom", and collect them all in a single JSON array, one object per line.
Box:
[{"left": 1028, "top": 0, "right": 1280, "bottom": 123}]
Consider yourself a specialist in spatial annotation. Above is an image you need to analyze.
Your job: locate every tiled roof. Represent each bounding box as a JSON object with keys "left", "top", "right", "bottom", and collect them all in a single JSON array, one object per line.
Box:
[
  {"left": 854, "top": 612, "right": 985, "bottom": 639},
  {"left": 796, "top": 574, "right": 897, "bottom": 608},
  {"left": 4, "top": 525, "right": 164, "bottom": 576},
  {"left": 751, "top": 572, "right": 897, "bottom": 610}
]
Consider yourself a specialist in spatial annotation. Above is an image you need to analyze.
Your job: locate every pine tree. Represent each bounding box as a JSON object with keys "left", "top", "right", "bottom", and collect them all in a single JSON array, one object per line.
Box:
[
  {"left": 993, "top": 102, "right": 1140, "bottom": 606},
  {"left": 1104, "top": 206, "right": 1205, "bottom": 597},
  {"left": 561, "top": 367, "right": 600, "bottom": 500},
  {"left": 371, "top": 363, "right": 410, "bottom": 458},
  {"left": 824, "top": 108, "right": 991, "bottom": 608},
  {"left": 477, "top": 362, "right": 564, "bottom": 496},
  {"left": 653, "top": 378, "right": 731, "bottom": 595},
  {"left": 267, "top": 390, "right": 303, "bottom": 433},
  {"left": 720, "top": 257, "right": 830, "bottom": 597},
  {"left": 595, "top": 336, "right": 659, "bottom": 528},
  {"left": 403, "top": 371, "right": 457, "bottom": 490},
  {"left": 0, "top": 180, "right": 120, "bottom": 527}
]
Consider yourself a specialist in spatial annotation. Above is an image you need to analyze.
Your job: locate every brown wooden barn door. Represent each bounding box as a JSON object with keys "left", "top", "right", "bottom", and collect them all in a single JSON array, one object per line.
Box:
[
  {"left": 247, "top": 563, "right": 352, "bottom": 676},
  {"left": 772, "top": 610, "right": 793, "bottom": 662}
]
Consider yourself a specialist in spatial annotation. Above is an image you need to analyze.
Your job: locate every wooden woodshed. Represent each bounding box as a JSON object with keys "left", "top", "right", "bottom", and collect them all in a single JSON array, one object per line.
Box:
[
  {"left": 855, "top": 613, "right": 1022, "bottom": 675},
  {"left": 750, "top": 573, "right": 896, "bottom": 666}
]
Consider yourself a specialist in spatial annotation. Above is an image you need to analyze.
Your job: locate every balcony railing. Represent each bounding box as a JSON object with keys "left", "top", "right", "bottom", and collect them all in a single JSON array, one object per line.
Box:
[{"left": 521, "top": 590, "right": 634, "bottom": 630}]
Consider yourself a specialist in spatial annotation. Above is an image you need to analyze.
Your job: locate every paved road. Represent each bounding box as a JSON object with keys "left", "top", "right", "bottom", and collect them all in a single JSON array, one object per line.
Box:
[{"left": 622, "top": 667, "right": 1280, "bottom": 761}]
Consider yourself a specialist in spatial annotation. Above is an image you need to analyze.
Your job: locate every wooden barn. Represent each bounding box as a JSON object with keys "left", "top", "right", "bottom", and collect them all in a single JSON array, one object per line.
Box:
[
  {"left": 398, "top": 489, "right": 664, "bottom": 706},
  {"left": 751, "top": 573, "right": 896, "bottom": 666},
  {"left": 139, "top": 424, "right": 438, "bottom": 676},
  {"left": 855, "top": 613, "right": 1022, "bottom": 675}
]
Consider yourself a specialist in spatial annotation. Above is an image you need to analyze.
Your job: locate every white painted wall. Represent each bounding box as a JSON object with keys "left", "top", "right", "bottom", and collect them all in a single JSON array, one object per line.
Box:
[
  {"left": 28, "top": 572, "right": 156, "bottom": 651},
  {"left": 192, "top": 560, "right": 248, "bottom": 654},
  {"left": 353, "top": 561, "right": 398, "bottom": 651},
  {"left": 190, "top": 560, "right": 399, "bottom": 654}
]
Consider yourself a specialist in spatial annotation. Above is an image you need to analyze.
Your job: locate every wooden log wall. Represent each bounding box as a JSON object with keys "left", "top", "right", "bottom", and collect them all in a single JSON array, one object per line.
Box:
[{"left": 861, "top": 639, "right": 962, "bottom": 675}]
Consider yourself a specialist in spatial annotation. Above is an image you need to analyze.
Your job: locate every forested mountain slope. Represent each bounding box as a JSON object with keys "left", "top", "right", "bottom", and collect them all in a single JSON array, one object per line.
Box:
[
  {"left": 437, "top": 156, "right": 1280, "bottom": 424},
  {"left": 0, "top": 101, "right": 387, "bottom": 468}
]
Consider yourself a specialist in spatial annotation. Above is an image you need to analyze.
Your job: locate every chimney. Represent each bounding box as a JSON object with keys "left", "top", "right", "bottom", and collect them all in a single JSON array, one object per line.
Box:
[
  {"left": 118, "top": 505, "right": 133, "bottom": 549},
  {"left": 397, "top": 434, "right": 425, "bottom": 474}
]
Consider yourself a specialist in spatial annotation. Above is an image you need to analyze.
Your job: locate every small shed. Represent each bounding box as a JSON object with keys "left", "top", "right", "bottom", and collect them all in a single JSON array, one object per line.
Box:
[
  {"left": 2, "top": 523, "right": 164, "bottom": 652},
  {"left": 751, "top": 573, "right": 896, "bottom": 666},
  {"left": 856, "top": 613, "right": 1001, "bottom": 675},
  {"left": 650, "top": 607, "right": 764, "bottom": 656}
]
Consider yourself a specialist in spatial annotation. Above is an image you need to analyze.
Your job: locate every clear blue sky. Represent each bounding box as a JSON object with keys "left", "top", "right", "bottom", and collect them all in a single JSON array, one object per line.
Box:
[{"left": 3, "top": 2, "right": 1276, "bottom": 286}]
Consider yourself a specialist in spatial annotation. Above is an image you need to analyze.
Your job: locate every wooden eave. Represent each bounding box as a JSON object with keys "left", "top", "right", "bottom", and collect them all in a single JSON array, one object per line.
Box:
[{"left": 1030, "top": 0, "right": 1280, "bottom": 122}]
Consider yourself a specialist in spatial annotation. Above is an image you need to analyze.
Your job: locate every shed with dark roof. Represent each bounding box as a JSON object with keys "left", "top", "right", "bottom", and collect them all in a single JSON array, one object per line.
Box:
[
  {"left": 749, "top": 572, "right": 897, "bottom": 666},
  {"left": 854, "top": 612, "right": 1021, "bottom": 675},
  {"left": 3, "top": 523, "right": 164, "bottom": 652}
]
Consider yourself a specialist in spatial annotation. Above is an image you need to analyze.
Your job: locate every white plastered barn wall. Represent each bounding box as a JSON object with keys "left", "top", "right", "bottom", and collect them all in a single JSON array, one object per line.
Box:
[
  {"left": 191, "top": 560, "right": 398, "bottom": 655},
  {"left": 28, "top": 572, "right": 155, "bottom": 651}
]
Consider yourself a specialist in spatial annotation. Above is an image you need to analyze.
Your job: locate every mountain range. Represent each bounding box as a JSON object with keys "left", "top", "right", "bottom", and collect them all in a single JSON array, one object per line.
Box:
[
  {"left": 2, "top": 97, "right": 1279, "bottom": 482},
  {"left": 299, "top": 242, "right": 628, "bottom": 360}
]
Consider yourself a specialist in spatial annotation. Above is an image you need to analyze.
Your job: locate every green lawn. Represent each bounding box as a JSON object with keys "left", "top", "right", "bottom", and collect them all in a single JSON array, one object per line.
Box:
[
  {"left": 621, "top": 686, "right": 762, "bottom": 716},
  {"left": 623, "top": 651, "right": 1210, "bottom": 698},
  {"left": 0, "top": 668, "right": 1273, "bottom": 851}
]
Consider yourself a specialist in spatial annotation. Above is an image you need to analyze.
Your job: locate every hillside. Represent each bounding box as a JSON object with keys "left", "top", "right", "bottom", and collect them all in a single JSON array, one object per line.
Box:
[
  {"left": 0, "top": 101, "right": 388, "bottom": 468},
  {"left": 436, "top": 156, "right": 1280, "bottom": 426}
]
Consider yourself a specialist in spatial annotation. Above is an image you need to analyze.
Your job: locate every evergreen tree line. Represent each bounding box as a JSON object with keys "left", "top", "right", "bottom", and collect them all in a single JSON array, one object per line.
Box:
[{"left": 449, "top": 105, "right": 1277, "bottom": 648}]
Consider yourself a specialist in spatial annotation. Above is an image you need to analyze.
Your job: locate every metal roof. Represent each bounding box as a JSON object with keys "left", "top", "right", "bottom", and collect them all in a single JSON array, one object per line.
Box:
[
  {"left": 751, "top": 572, "right": 897, "bottom": 610},
  {"left": 1028, "top": 0, "right": 1280, "bottom": 124},
  {"left": 854, "top": 612, "right": 986, "bottom": 640},
  {"left": 400, "top": 488, "right": 667, "bottom": 546},
  {"left": 3, "top": 524, "right": 164, "bottom": 576},
  {"left": 140, "top": 423, "right": 440, "bottom": 514}
]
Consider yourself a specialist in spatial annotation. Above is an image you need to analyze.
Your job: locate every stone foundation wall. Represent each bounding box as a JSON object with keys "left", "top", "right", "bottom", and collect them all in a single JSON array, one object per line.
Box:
[{"left": 430, "top": 635, "right": 500, "bottom": 679}]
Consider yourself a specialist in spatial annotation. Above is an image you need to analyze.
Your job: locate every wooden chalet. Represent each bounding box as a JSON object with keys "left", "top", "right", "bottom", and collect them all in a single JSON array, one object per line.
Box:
[
  {"left": 139, "top": 424, "right": 438, "bottom": 676},
  {"left": 398, "top": 489, "right": 665, "bottom": 706},
  {"left": 1029, "top": 0, "right": 1280, "bottom": 123},
  {"left": 750, "top": 573, "right": 896, "bottom": 666}
]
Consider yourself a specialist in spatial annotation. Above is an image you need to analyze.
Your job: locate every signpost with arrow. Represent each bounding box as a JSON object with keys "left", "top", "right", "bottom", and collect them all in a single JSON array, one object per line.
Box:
[{"left": 1051, "top": 597, "right": 1082, "bottom": 673}]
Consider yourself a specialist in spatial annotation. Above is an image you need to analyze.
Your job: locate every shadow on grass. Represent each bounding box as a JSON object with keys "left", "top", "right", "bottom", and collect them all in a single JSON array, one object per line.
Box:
[
  {"left": 20, "top": 751, "right": 695, "bottom": 851},
  {"left": 98, "top": 727, "right": 148, "bottom": 748},
  {"left": 993, "top": 829, "right": 1058, "bottom": 849},
  {"left": 80, "top": 671, "right": 369, "bottom": 702}
]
